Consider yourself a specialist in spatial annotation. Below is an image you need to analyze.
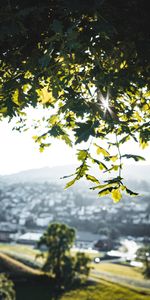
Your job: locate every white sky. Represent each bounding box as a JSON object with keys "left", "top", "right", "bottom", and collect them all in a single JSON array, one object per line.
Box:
[
  {"left": 0, "top": 107, "right": 149, "bottom": 175},
  {"left": 0, "top": 120, "right": 78, "bottom": 175}
]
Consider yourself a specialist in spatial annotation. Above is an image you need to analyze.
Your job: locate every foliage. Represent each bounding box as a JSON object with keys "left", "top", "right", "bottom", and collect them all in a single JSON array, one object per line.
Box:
[
  {"left": 0, "top": 0, "right": 150, "bottom": 200},
  {"left": 0, "top": 274, "right": 15, "bottom": 300},
  {"left": 37, "top": 223, "right": 91, "bottom": 290},
  {"left": 136, "top": 245, "right": 150, "bottom": 278}
]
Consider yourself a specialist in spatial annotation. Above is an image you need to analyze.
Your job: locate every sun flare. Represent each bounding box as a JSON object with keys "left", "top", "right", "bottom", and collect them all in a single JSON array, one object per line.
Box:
[{"left": 97, "top": 90, "right": 111, "bottom": 115}]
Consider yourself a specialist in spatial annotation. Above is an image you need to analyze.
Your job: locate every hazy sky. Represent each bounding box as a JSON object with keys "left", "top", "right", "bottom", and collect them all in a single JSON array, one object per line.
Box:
[
  {"left": 0, "top": 108, "right": 149, "bottom": 175},
  {"left": 0, "top": 120, "right": 77, "bottom": 175}
]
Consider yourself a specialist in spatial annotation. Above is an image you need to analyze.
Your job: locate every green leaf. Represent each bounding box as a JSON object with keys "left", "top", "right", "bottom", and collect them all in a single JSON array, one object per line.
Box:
[
  {"left": 49, "top": 115, "right": 59, "bottom": 125},
  {"left": 76, "top": 163, "right": 89, "bottom": 178},
  {"left": 85, "top": 174, "right": 99, "bottom": 184},
  {"left": 91, "top": 182, "right": 118, "bottom": 190},
  {"left": 12, "top": 89, "right": 19, "bottom": 105},
  {"left": 98, "top": 187, "right": 114, "bottom": 197},
  {"left": 99, "top": 162, "right": 108, "bottom": 170},
  {"left": 39, "top": 146, "right": 44, "bottom": 153},
  {"left": 94, "top": 144, "right": 110, "bottom": 157},
  {"left": 105, "top": 176, "right": 123, "bottom": 184},
  {"left": 122, "top": 154, "right": 145, "bottom": 161},
  {"left": 77, "top": 150, "right": 88, "bottom": 161},
  {"left": 32, "top": 135, "right": 38, "bottom": 141},
  {"left": 90, "top": 184, "right": 107, "bottom": 190},
  {"left": 75, "top": 122, "right": 95, "bottom": 144},
  {"left": 65, "top": 178, "right": 76, "bottom": 189},
  {"left": 91, "top": 158, "right": 108, "bottom": 170},
  {"left": 125, "top": 187, "right": 138, "bottom": 196},
  {"left": 111, "top": 188, "right": 122, "bottom": 202},
  {"left": 61, "top": 134, "right": 72, "bottom": 147},
  {"left": 112, "top": 165, "right": 119, "bottom": 171},
  {"left": 119, "top": 135, "right": 130, "bottom": 144},
  {"left": 49, "top": 125, "right": 65, "bottom": 137},
  {"left": 39, "top": 143, "right": 51, "bottom": 152},
  {"left": 109, "top": 155, "right": 118, "bottom": 162},
  {"left": 61, "top": 173, "right": 75, "bottom": 179}
]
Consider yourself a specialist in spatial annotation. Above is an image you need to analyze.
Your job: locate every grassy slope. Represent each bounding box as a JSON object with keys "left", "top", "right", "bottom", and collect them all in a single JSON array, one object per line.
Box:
[
  {"left": 0, "top": 250, "right": 150, "bottom": 300},
  {"left": 62, "top": 281, "right": 150, "bottom": 300},
  {"left": 0, "top": 244, "right": 143, "bottom": 277},
  {"left": 0, "top": 243, "right": 145, "bottom": 286},
  {"left": 91, "top": 262, "right": 143, "bottom": 279},
  {"left": 0, "top": 253, "right": 42, "bottom": 277},
  {"left": 0, "top": 243, "right": 39, "bottom": 260}
]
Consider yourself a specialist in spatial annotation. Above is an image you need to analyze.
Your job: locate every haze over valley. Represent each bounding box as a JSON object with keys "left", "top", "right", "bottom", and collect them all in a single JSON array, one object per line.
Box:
[{"left": 0, "top": 164, "right": 150, "bottom": 245}]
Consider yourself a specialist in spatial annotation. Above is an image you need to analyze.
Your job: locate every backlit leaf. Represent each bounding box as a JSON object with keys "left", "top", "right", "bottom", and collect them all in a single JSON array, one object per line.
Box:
[
  {"left": 94, "top": 144, "right": 110, "bottom": 157},
  {"left": 65, "top": 178, "right": 76, "bottom": 189},
  {"left": 49, "top": 115, "right": 59, "bottom": 125},
  {"left": 77, "top": 150, "right": 88, "bottom": 161},
  {"left": 109, "top": 155, "right": 118, "bottom": 162},
  {"left": 12, "top": 89, "right": 19, "bottom": 105},
  {"left": 85, "top": 174, "right": 99, "bottom": 184},
  {"left": 37, "top": 87, "right": 55, "bottom": 104},
  {"left": 99, "top": 162, "right": 108, "bottom": 170},
  {"left": 98, "top": 187, "right": 114, "bottom": 197},
  {"left": 111, "top": 189, "right": 122, "bottom": 202}
]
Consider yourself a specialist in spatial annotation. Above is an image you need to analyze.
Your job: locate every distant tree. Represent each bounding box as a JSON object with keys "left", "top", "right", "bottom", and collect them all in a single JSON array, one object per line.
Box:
[
  {"left": 109, "top": 228, "right": 120, "bottom": 240},
  {"left": 136, "top": 245, "right": 150, "bottom": 278},
  {"left": 0, "top": 274, "right": 15, "bottom": 300},
  {"left": 37, "top": 223, "right": 91, "bottom": 290},
  {"left": 74, "top": 252, "right": 91, "bottom": 278}
]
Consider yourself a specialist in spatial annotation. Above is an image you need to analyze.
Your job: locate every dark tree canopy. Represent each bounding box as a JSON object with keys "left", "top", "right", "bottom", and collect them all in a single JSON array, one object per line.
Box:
[{"left": 0, "top": 0, "right": 150, "bottom": 201}]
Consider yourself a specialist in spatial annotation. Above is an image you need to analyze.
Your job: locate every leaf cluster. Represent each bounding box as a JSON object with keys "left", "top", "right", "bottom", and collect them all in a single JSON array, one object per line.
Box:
[
  {"left": 0, "top": 274, "right": 15, "bottom": 300},
  {"left": 0, "top": 0, "right": 149, "bottom": 201}
]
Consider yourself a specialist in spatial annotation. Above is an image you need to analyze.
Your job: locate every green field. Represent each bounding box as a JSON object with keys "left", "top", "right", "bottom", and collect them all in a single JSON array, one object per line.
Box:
[
  {"left": 14, "top": 279, "right": 150, "bottom": 300},
  {"left": 0, "top": 250, "right": 150, "bottom": 300},
  {"left": 62, "top": 281, "right": 150, "bottom": 300},
  {"left": 0, "top": 243, "right": 145, "bottom": 280},
  {"left": 91, "top": 262, "right": 143, "bottom": 279},
  {"left": 0, "top": 252, "right": 43, "bottom": 276},
  {"left": 0, "top": 243, "right": 99, "bottom": 261},
  {"left": 0, "top": 243, "right": 40, "bottom": 260},
  {"left": 14, "top": 280, "right": 150, "bottom": 300}
]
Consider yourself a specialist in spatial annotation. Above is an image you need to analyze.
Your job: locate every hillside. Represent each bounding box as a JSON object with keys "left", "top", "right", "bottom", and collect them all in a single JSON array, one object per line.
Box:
[
  {"left": 0, "top": 253, "right": 42, "bottom": 278},
  {"left": 0, "top": 252, "right": 150, "bottom": 300},
  {"left": 61, "top": 281, "right": 150, "bottom": 300},
  {"left": 1, "top": 165, "right": 76, "bottom": 184},
  {"left": 1, "top": 164, "right": 150, "bottom": 187}
]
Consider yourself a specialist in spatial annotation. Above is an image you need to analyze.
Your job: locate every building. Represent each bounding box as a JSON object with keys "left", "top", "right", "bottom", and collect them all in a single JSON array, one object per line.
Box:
[
  {"left": 17, "top": 232, "right": 42, "bottom": 245},
  {"left": 75, "top": 231, "right": 100, "bottom": 249}
]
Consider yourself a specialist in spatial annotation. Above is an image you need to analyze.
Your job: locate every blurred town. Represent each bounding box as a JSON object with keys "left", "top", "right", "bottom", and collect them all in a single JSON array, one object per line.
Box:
[{"left": 0, "top": 166, "right": 150, "bottom": 259}]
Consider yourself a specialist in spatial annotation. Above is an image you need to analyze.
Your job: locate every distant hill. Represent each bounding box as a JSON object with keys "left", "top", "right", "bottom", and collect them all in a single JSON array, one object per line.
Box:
[
  {"left": 1, "top": 165, "right": 77, "bottom": 184},
  {"left": 1, "top": 164, "right": 150, "bottom": 191}
]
